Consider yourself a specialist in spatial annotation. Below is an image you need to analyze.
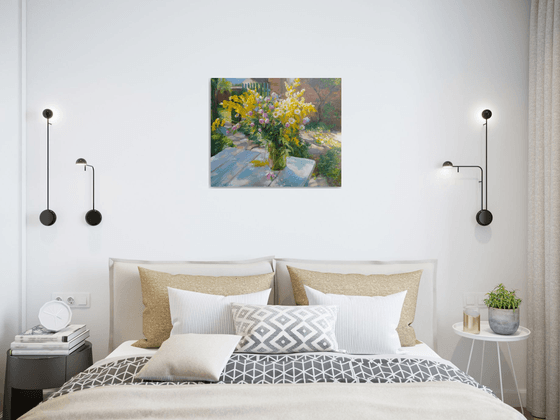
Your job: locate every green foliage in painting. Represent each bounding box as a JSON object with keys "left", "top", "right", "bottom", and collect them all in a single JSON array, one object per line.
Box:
[
  {"left": 483, "top": 284, "right": 522, "bottom": 311},
  {"left": 323, "top": 102, "right": 341, "bottom": 122},
  {"left": 307, "top": 78, "right": 342, "bottom": 123},
  {"left": 318, "top": 148, "right": 341, "bottom": 186},
  {"left": 217, "top": 78, "right": 232, "bottom": 94},
  {"left": 306, "top": 121, "right": 336, "bottom": 132},
  {"left": 288, "top": 137, "right": 310, "bottom": 159},
  {"left": 211, "top": 133, "right": 234, "bottom": 157},
  {"left": 211, "top": 78, "right": 233, "bottom": 124}
]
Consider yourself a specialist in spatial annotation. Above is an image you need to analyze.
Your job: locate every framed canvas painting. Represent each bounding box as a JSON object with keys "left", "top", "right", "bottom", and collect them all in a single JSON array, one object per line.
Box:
[{"left": 210, "top": 78, "right": 341, "bottom": 188}]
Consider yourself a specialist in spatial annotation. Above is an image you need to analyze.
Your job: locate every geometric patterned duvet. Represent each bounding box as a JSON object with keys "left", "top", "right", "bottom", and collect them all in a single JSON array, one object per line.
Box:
[{"left": 49, "top": 353, "right": 494, "bottom": 400}]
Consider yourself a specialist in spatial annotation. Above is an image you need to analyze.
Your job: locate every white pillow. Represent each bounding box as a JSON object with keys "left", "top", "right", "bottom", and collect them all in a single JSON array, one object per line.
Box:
[
  {"left": 304, "top": 285, "right": 407, "bottom": 354},
  {"left": 168, "top": 287, "right": 271, "bottom": 336},
  {"left": 135, "top": 334, "right": 241, "bottom": 382}
]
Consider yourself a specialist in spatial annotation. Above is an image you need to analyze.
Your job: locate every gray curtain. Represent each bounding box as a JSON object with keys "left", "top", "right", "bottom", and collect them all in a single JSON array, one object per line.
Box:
[{"left": 528, "top": 0, "right": 560, "bottom": 419}]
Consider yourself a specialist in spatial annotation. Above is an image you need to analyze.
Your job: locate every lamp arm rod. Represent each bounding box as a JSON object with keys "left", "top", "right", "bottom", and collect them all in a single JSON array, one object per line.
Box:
[
  {"left": 46, "top": 120, "right": 50, "bottom": 209},
  {"left": 453, "top": 165, "right": 484, "bottom": 211},
  {"left": 85, "top": 164, "right": 95, "bottom": 210},
  {"left": 484, "top": 120, "right": 488, "bottom": 210}
]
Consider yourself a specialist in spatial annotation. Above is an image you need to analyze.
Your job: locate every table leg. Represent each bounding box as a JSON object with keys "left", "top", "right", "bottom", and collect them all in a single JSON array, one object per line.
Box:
[
  {"left": 480, "top": 341, "right": 485, "bottom": 383},
  {"left": 497, "top": 342, "right": 504, "bottom": 402},
  {"left": 466, "top": 339, "right": 475, "bottom": 374},
  {"left": 507, "top": 343, "right": 523, "bottom": 414}
]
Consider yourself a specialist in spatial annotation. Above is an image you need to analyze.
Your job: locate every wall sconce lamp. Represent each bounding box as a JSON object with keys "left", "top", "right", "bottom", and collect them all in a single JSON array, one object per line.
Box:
[
  {"left": 40, "top": 109, "right": 57, "bottom": 226},
  {"left": 76, "top": 158, "right": 102, "bottom": 226},
  {"left": 443, "top": 109, "right": 493, "bottom": 226}
]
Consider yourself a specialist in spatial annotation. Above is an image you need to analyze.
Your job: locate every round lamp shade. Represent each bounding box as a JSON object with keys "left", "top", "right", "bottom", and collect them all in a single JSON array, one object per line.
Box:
[
  {"left": 40, "top": 209, "right": 57, "bottom": 226},
  {"left": 38, "top": 300, "right": 72, "bottom": 331},
  {"left": 76, "top": 158, "right": 87, "bottom": 165},
  {"left": 476, "top": 209, "right": 493, "bottom": 226},
  {"left": 85, "top": 209, "right": 102, "bottom": 226}
]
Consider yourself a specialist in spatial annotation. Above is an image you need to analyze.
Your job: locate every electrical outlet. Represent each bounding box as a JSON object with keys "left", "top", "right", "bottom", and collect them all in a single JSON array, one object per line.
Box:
[{"left": 51, "top": 293, "right": 90, "bottom": 308}]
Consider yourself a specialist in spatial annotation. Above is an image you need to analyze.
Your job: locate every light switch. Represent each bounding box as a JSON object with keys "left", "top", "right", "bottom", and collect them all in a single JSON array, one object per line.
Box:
[{"left": 463, "top": 292, "right": 486, "bottom": 307}]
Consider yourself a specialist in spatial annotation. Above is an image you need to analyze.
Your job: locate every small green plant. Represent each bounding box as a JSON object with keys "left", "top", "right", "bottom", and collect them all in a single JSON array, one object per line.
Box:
[{"left": 483, "top": 283, "right": 522, "bottom": 311}]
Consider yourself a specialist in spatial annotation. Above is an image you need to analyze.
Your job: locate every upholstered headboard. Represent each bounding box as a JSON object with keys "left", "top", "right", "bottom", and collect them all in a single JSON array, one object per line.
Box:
[
  {"left": 108, "top": 256, "right": 275, "bottom": 352},
  {"left": 274, "top": 258, "right": 438, "bottom": 350},
  {"left": 109, "top": 257, "right": 437, "bottom": 352}
]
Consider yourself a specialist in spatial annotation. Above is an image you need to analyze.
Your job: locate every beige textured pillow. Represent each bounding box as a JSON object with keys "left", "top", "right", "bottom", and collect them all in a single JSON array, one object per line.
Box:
[
  {"left": 287, "top": 266, "right": 422, "bottom": 347},
  {"left": 135, "top": 334, "right": 241, "bottom": 382},
  {"left": 134, "top": 267, "right": 274, "bottom": 348}
]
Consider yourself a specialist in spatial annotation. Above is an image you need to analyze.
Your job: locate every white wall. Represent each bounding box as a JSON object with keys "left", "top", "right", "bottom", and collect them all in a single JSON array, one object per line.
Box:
[
  {"left": 0, "top": 0, "right": 23, "bottom": 403},
  {"left": 22, "top": 0, "right": 529, "bottom": 406}
]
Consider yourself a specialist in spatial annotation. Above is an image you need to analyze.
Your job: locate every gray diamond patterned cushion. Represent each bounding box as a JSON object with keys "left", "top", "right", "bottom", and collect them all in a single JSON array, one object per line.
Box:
[{"left": 231, "top": 304, "right": 339, "bottom": 353}]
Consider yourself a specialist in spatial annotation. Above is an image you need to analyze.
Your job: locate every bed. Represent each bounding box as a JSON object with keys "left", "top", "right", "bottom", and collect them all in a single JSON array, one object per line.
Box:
[{"left": 20, "top": 257, "right": 524, "bottom": 420}]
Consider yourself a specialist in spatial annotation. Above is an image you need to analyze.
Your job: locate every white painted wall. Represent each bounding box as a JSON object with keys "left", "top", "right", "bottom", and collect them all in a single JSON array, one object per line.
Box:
[
  {"left": 22, "top": 0, "right": 529, "bottom": 406},
  {"left": 0, "top": 0, "right": 23, "bottom": 403}
]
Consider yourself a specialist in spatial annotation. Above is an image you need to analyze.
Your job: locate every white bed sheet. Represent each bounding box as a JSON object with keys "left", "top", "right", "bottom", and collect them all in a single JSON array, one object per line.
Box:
[{"left": 106, "top": 339, "right": 443, "bottom": 361}]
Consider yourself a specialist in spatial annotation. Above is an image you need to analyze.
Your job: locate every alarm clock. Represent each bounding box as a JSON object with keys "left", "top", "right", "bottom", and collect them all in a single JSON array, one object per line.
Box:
[{"left": 38, "top": 300, "right": 73, "bottom": 331}]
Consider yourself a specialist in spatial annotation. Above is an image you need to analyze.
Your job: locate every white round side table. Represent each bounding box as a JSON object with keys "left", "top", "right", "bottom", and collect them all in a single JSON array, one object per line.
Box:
[{"left": 452, "top": 321, "right": 530, "bottom": 413}]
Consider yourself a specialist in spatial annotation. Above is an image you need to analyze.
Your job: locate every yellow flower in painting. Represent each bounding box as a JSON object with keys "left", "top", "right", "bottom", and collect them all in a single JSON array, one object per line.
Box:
[
  {"left": 211, "top": 118, "right": 224, "bottom": 132},
  {"left": 220, "top": 79, "right": 316, "bottom": 147}
]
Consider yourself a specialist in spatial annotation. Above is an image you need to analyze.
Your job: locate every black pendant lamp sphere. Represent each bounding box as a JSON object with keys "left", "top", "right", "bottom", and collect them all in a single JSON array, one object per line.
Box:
[
  {"left": 85, "top": 209, "right": 102, "bottom": 226},
  {"left": 39, "top": 209, "right": 57, "bottom": 226},
  {"left": 476, "top": 209, "right": 493, "bottom": 226},
  {"left": 40, "top": 109, "right": 57, "bottom": 226},
  {"left": 76, "top": 158, "right": 102, "bottom": 226}
]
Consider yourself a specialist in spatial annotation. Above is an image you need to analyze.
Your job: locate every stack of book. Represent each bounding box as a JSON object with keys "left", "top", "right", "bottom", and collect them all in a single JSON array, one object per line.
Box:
[{"left": 11, "top": 324, "right": 89, "bottom": 356}]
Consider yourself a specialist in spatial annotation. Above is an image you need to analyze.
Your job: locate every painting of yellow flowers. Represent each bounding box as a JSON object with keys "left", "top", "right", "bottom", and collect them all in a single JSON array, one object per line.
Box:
[{"left": 210, "top": 78, "right": 341, "bottom": 187}]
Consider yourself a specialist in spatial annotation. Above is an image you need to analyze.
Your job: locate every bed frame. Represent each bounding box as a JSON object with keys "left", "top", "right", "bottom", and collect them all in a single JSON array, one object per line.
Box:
[{"left": 109, "top": 257, "right": 437, "bottom": 352}]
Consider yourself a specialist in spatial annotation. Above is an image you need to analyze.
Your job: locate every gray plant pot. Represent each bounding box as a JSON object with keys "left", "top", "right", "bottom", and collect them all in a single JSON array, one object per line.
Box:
[{"left": 488, "top": 307, "right": 520, "bottom": 335}]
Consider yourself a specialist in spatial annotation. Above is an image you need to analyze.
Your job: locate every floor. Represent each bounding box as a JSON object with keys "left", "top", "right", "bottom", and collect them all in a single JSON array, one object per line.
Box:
[{"left": 516, "top": 407, "right": 540, "bottom": 419}]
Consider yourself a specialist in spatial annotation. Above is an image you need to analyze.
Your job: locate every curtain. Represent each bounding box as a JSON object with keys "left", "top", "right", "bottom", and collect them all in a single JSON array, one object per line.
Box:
[{"left": 528, "top": 0, "right": 560, "bottom": 419}]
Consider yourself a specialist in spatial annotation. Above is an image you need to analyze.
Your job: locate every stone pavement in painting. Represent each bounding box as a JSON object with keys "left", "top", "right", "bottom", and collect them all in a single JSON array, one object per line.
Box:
[{"left": 222, "top": 122, "right": 332, "bottom": 187}]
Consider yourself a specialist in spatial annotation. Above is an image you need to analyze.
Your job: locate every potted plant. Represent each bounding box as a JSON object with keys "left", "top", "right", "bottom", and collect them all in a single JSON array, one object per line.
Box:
[{"left": 483, "top": 283, "right": 522, "bottom": 335}]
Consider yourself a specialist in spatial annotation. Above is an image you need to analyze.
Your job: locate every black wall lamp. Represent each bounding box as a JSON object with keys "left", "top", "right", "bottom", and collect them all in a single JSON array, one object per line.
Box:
[
  {"left": 40, "top": 109, "right": 57, "bottom": 226},
  {"left": 443, "top": 109, "right": 493, "bottom": 226},
  {"left": 76, "top": 158, "right": 102, "bottom": 226}
]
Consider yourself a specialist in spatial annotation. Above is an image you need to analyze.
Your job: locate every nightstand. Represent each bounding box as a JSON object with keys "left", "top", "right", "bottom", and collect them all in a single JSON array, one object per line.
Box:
[
  {"left": 452, "top": 322, "right": 530, "bottom": 414},
  {"left": 3, "top": 341, "right": 93, "bottom": 420}
]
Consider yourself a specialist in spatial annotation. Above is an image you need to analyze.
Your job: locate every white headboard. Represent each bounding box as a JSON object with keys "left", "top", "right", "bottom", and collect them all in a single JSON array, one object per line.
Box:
[
  {"left": 274, "top": 258, "right": 438, "bottom": 351},
  {"left": 109, "top": 257, "right": 437, "bottom": 352},
  {"left": 108, "top": 256, "right": 274, "bottom": 352}
]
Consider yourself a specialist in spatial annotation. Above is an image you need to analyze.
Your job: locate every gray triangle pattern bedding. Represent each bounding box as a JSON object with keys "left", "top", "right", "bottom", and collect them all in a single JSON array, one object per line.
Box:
[{"left": 49, "top": 353, "right": 494, "bottom": 400}]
